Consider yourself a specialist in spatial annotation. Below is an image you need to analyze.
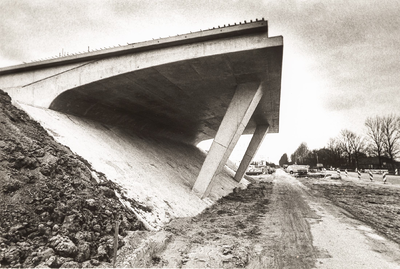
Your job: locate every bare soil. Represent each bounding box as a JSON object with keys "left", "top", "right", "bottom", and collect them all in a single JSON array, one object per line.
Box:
[
  {"left": 118, "top": 173, "right": 319, "bottom": 268},
  {"left": 0, "top": 90, "right": 146, "bottom": 268},
  {"left": 117, "top": 171, "right": 400, "bottom": 268},
  {"left": 299, "top": 176, "right": 400, "bottom": 244}
]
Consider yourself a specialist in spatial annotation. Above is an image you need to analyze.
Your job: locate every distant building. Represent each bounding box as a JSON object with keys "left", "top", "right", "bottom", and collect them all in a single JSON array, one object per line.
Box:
[{"left": 358, "top": 156, "right": 400, "bottom": 170}]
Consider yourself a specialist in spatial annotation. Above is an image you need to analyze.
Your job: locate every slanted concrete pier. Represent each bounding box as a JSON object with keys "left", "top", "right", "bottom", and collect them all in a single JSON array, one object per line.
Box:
[
  {"left": 234, "top": 124, "right": 269, "bottom": 182},
  {"left": 193, "top": 82, "right": 264, "bottom": 198}
]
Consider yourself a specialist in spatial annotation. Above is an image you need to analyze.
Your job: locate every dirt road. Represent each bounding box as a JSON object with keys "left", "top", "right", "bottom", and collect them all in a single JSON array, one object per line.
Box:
[{"left": 117, "top": 170, "right": 400, "bottom": 268}]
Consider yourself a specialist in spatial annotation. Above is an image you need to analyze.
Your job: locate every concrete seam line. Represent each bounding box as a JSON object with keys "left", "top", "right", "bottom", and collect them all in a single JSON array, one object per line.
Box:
[{"left": 22, "top": 61, "right": 95, "bottom": 88}]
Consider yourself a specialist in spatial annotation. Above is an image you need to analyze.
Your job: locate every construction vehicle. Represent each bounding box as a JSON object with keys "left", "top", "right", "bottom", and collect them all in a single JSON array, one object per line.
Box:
[{"left": 286, "top": 165, "right": 309, "bottom": 176}]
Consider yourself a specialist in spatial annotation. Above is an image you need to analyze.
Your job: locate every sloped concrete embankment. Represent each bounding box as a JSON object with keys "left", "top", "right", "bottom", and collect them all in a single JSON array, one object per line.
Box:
[{"left": 16, "top": 102, "right": 245, "bottom": 231}]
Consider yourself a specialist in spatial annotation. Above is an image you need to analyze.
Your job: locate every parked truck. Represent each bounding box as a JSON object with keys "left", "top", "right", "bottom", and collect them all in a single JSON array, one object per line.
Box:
[{"left": 286, "top": 165, "right": 309, "bottom": 176}]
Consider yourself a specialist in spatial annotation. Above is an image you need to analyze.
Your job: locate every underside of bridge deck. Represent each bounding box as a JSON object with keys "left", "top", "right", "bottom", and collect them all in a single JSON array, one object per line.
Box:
[
  {"left": 49, "top": 46, "right": 282, "bottom": 144},
  {"left": 0, "top": 20, "right": 283, "bottom": 198}
]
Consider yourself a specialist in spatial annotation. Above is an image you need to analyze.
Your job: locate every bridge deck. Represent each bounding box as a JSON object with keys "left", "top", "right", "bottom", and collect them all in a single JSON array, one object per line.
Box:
[{"left": 0, "top": 20, "right": 283, "bottom": 145}]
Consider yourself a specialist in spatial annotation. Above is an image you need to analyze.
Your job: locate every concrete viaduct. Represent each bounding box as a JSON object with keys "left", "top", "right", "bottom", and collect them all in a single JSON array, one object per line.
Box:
[{"left": 0, "top": 20, "right": 283, "bottom": 198}]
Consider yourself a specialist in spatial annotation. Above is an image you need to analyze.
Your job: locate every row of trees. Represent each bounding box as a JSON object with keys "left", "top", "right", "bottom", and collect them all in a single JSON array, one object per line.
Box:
[{"left": 279, "top": 114, "right": 400, "bottom": 170}]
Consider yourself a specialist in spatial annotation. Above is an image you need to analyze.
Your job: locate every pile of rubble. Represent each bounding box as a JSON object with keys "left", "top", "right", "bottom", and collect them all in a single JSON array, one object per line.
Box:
[{"left": 0, "top": 90, "right": 147, "bottom": 268}]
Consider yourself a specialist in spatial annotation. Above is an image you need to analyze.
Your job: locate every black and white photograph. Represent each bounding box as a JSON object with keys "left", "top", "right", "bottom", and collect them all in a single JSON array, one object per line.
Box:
[{"left": 1, "top": 0, "right": 399, "bottom": 268}]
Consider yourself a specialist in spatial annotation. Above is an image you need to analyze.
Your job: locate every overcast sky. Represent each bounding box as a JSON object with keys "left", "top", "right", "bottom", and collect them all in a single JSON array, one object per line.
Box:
[{"left": 1, "top": 0, "right": 399, "bottom": 164}]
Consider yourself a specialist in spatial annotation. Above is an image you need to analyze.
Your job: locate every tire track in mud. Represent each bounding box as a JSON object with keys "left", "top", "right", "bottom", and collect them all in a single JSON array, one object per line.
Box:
[
  {"left": 247, "top": 173, "right": 318, "bottom": 269},
  {"left": 298, "top": 176, "right": 400, "bottom": 268},
  {"left": 118, "top": 170, "right": 400, "bottom": 268},
  {"left": 121, "top": 173, "right": 321, "bottom": 268}
]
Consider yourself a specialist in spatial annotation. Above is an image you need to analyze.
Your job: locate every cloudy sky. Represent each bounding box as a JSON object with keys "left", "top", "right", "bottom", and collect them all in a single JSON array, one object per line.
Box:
[{"left": 1, "top": 0, "right": 399, "bottom": 164}]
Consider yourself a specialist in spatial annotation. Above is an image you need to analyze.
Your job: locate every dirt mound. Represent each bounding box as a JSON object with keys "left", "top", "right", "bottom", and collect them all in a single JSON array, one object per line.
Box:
[
  {"left": 120, "top": 178, "right": 274, "bottom": 268},
  {"left": 0, "top": 90, "right": 146, "bottom": 268}
]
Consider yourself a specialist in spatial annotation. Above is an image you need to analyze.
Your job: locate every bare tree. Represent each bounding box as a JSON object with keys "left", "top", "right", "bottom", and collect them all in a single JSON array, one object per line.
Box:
[
  {"left": 365, "top": 116, "right": 385, "bottom": 167},
  {"left": 338, "top": 129, "right": 365, "bottom": 168},
  {"left": 327, "top": 138, "right": 342, "bottom": 167},
  {"left": 349, "top": 133, "right": 365, "bottom": 169},
  {"left": 381, "top": 114, "right": 400, "bottom": 168},
  {"left": 339, "top": 129, "right": 354, "bottom": 166}
]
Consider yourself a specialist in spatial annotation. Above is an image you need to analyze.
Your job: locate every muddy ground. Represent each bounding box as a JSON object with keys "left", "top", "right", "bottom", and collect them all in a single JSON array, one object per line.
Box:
[
  {"left": 299, "top": 176, "right": 400, "bottom": 245},
  {"left": 117, "top": 171, "right": 400, "bottom": 268}
]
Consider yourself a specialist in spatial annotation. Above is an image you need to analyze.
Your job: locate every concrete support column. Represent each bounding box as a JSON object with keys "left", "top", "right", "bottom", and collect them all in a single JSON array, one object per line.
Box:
[
  {"left": 192, "top": 82, "right": 264, "bottom": 198},
  {"left": 234, "top": 124, "right": 269, "bottom": 182}
]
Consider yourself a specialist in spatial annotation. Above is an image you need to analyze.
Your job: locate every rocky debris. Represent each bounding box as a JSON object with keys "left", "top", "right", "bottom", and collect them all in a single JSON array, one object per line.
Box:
[
  {"left": 0, "top": 90, "right": 147, "bottom": 268},
  {"left": 49, "top": 235, "right": 78, "bottom": 258}
]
